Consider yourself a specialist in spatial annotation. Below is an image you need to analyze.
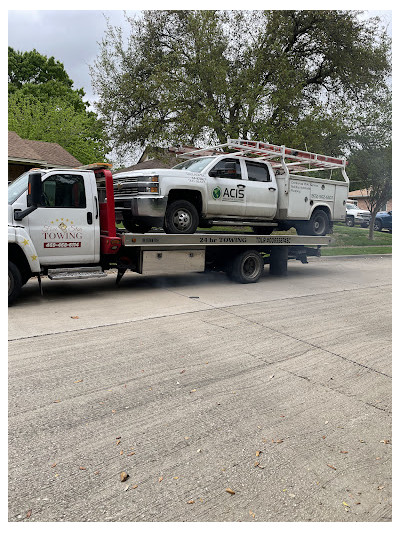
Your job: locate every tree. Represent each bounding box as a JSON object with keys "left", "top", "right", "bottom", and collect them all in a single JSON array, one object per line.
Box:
[
  {"left": 90, "top": 10, "right": 391, "bottom": 161},
  {"left": 8, "top": 47, "right": 110, "bottom": 165},
  {"left": 347, "top": 144, "right": 392, "bottom": 240}
]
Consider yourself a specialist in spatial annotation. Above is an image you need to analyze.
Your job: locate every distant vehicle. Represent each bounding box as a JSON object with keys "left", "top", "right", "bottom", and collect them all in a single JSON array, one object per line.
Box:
[
  {"left": 345, "top": 203, "right": 371, "bottom": 227},
  {"left": 374, "top": 211, "right": 392, "bottom": 232}
]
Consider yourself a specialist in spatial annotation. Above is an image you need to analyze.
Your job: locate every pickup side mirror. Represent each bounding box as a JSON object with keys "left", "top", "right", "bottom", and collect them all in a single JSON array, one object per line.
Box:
[
  {"left": 14, "top": 172, "right": 43, "bottom": 221},
  {"left": 27, "top": 172, "right": 43, "bottom": 207}
]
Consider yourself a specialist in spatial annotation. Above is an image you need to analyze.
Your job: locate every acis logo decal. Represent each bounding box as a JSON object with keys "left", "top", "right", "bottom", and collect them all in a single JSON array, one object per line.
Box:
[
  {"left": 212, "top": 185, "right": 245, "bottom": 201},
  {"left": 212, "top": 187, "right": 221, "bottom": 199}
]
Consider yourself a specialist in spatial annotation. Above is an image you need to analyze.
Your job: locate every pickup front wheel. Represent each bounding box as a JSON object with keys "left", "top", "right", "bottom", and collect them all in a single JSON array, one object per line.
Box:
[{"left": 164, "top": 200, "right": 199, "bottom": 234}]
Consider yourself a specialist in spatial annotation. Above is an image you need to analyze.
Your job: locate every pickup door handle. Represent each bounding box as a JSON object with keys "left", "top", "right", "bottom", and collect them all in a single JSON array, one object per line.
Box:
[
  {"left": 87, "top": 211, "right": 93, "bottom": 225},
  {"left": 269, "top": 187, "right": 277, "bottom": 191}
]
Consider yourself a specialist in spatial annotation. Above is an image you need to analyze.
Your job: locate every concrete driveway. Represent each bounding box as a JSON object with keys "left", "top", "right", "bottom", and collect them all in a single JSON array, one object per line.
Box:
[{"left": 8, "top": 255, "right": 392, "bottom": 522}]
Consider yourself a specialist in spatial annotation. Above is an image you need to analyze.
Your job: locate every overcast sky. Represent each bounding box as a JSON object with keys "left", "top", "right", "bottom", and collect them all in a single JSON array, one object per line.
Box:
[{"left": 8, "top": 7, "right": 392, "bottom": 107}]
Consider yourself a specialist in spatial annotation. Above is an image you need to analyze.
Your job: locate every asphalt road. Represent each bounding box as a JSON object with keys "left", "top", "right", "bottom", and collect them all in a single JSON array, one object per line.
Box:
[{"left": 8, "top": 255, "right": 392, "bottom": 522}]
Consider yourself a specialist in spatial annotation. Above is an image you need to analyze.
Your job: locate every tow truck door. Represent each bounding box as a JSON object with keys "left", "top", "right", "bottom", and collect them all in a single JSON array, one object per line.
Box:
[{"left": 26, "top": 171, "right": 98, "bottom": 265}]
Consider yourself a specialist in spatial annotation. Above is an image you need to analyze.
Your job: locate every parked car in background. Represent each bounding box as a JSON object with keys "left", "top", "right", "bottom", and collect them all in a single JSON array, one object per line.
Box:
[
  {"left": 374, "top": 211, "right": 392, "bottom": 232},
  {"left": 345, "top": 203, "right": 371, "bottom": 227}
]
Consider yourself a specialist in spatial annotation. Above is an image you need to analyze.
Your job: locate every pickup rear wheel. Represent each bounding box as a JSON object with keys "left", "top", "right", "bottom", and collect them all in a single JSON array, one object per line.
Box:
[
  {"left": 164, "top": 200, "right": 199, "bottom": 234},
  {"left": 8, "top": 261, "right": 22, "bottom": 306},
  {"left": 299, "top": 209, "right": 330, "bottom": 236},
  {"left": 227, "top": 250, "right": 264, "bottom": 283}
]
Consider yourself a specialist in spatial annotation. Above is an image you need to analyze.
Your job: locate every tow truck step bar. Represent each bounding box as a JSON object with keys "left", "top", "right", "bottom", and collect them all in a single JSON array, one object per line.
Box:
[{"left": 47, "top": 266, "right": 107, "bottom": 280}]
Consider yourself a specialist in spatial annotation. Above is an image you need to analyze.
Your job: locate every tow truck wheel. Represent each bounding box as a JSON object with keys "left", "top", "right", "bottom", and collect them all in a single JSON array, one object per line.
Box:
[
  {"left": 8, "top": 261, "right": 22, "bottom": 306},
  {"left": 227, "top": 250, "right": 264, "bottom": 283},
  {"left": 164, "top": 200, "right": 199, "bottom": 234}
]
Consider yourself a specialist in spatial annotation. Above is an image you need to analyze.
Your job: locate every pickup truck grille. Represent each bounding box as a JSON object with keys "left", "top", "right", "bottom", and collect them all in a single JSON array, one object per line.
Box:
[{"left": 114, "top": 177, "right": 139, "bottom": 197}]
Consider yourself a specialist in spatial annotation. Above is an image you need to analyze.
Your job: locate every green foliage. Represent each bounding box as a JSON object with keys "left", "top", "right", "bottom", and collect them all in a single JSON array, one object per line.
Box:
[
  {"left": 8, "top": 47, "right": 110, "bottom": 165},
  {"left": 91, "top": 10, "right": 391, "bottom": 159}
]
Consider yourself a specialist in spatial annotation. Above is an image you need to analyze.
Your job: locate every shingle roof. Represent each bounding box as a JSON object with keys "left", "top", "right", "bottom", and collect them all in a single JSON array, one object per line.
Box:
[
  {"left": 8, "top": 131, "right": 44, "bottom": 162},
  {"left": 8, "top": 131, "right": 81, "bottom": 167}
]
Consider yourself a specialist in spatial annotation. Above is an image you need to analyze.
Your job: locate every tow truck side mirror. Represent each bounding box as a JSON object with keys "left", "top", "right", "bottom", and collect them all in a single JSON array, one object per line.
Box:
[
  {"left": 27, "top": 172, "right": 43, "bottom": 207},
  {"left": 14, "top": 172, "right": 43, "bottom": 221}
]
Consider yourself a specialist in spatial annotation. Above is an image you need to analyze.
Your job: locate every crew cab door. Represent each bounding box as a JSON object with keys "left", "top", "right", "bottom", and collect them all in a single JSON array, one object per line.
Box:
[
  {"left": 26, "top": 171, "right": 98, "bottom": 265},
  {"left": 206, "top": 158, "right": 246, "bottom": 216},
  {"left": 243, "top": 161, "right": 278, "bottom": 218}
]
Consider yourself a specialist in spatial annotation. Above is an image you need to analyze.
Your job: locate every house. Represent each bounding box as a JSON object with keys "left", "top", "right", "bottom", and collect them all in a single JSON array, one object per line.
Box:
[
  {"left": 8, "top": 131, "right": 82, "bottom": 182},
  {"left": 114, "top": 145, "right": 218, "bottom": 174},
  {"left": 348, "top": 189, "right": 392, "bottom": 212}
]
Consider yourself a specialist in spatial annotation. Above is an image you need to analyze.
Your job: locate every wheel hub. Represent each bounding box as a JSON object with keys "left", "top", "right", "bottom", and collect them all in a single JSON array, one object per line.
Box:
[{"left": 173, "top": 210, "right": 191, "bottom": 230}]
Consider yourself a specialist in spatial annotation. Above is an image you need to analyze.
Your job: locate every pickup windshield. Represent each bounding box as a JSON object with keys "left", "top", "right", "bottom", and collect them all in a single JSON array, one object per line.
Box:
[{"left": 173, "top": 157, "right": 215, "bottom": 172}]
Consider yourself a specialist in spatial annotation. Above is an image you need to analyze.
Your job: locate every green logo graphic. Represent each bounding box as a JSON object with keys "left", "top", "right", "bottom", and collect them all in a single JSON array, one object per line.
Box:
[{"left": 212, "top": 187, "right": 221, "bottom": 200}]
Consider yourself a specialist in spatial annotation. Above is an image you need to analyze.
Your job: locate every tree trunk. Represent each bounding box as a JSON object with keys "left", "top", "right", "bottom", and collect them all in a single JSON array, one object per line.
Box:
[{"left": 369, "top": 212, "right": 377, "bottom": 240}]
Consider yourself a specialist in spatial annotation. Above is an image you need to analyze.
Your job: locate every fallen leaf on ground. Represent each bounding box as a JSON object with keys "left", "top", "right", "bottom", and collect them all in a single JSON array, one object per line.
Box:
[
  {"left": 187, "top": 500, "right": 195, "bottom": 504},
  {"left": 132, "top": 484, "right": 138, "bottom": 489},
  {"left": 120, "top": 450, "right": 123, "bottom": 455},
  {"left": 249, "top": 510, "right": 255, "bottom": 518},
  {"left": 53, "top": 400, "right": 61, "bottom": 403},
  {"left": 74, "top": 379, "right": 83, "bottom": 383},
  {"left": 378, "top": 485, "right": 384, "bottom": 490},
  {"left": 116, "top": 440, "right": 121, "bottom": 445},
  {"left": 70, "top": 316, "right": 79, "bottom": 319},
  {"left": 380, "top": 439, "right": 390, "bottom": 444},
  {"left": 190, "top": 389, "right": 197, "bottom": 393},
  {"left": 173, "top": 476, "right": 179, "bottom": 480},
  {"left": 272, "top": 439, "right": 284, "bottom": 443},
  {"left": 327, "top": 464, "right": 336, "bottom": 470},
  {"left": 340, "top": 451, "right": 349, "bottom": 454},
  {"left": 51, "top": 463, "right": 57, "bottom": 468},
  {"left": 254, "top": 461, "right": 260, "bottom": 467},
  {"left": 26, "top": 510, "right": 32, "bottom": 518},
  {"left": 226, "top": 488, "right": 235, "bottom": 495},
  {"left": 127, "top": 452, "right": 135, "bottom": 457},
  {"left": 256, "top": 451, "right": 261, "bottom": 457},
  {"left": 343, "top": 501, "right": 350, "bottom": 507},
  {"left": 180, "top": 370, "right": 186, "bottom": 374},
  {"left": 79, "top": 466, "right": 87, "bottom": 470},
  {"left": 159, "top": 476, "right": 163, "bottom": 482},
  {"left": 120, "top": 472, "right": 129, "bottom": 482}
]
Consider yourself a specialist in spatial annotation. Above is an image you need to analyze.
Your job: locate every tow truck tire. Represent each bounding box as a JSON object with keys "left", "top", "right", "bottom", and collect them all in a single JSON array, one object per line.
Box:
[
  {"left": 164, "top": 200, "right": 199, "bottom": 234},
  {"left": 8, "top": 261, "right": 22, "bottom": 306},
  {"left": 300, "top": 209, "right": 330, "bottom": 236},
  {"left": 346, "top": 216, "right": 355, "bottom": 227},
  {"left": 227, "top": 250, "right": 264, "bottom": 283}
]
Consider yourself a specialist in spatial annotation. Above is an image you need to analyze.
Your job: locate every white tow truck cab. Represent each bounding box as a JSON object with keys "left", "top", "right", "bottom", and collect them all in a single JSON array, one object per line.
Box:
[
  {"left": 113, "top": 139, "right": 349, "bottom": 236},
  {"left": 8, "top": 151, "right": 335, "bottom": 305}
]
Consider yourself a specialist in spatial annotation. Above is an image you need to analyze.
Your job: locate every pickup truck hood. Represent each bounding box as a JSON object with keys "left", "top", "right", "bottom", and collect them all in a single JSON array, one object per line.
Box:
[{"left": 114, "top": 168, "right": 204, "bottom": 180}]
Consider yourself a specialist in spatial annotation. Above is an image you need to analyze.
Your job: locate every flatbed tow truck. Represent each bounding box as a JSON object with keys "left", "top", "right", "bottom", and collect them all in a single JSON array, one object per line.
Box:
[{"left": 8, "top": 163, "right": 332, "bottom": 305}]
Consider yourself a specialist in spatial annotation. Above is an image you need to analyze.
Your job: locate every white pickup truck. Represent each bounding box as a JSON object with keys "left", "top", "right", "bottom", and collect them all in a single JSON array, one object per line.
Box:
[{"left": 114, "top": 139, "right": 349, "bottom": 236}]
